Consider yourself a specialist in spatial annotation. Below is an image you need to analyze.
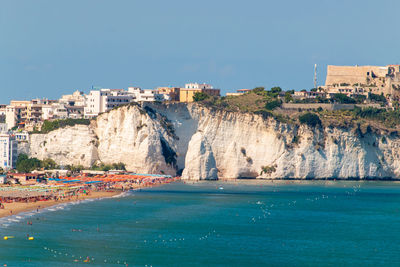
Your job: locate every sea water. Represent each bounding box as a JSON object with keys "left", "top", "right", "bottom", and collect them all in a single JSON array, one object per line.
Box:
[{"left": 0, "top": 181, "right": 400, "bottom": 266}]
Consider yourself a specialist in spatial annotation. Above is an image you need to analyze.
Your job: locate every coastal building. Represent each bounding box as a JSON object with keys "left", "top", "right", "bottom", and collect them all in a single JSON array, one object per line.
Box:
[
  {"left": 7, "top": 173, "right": 45, "bottom": 185},
  {"left": 157, "top": 87, "right": 181, "bottom": 101},
  {"left": 0, "top": 132, "right": 18, "bottom": 170},
  {"left": 128, "top": 87, "right": 164, "bottom": 102},
  {"left": 323, "top": 65, "right": 400, "bottom": 98},
  {"left": 59, "top": 90, "right": 85, "bottom": 107},
  {"left": 58, "top": 90, "right": 85, "bottom": 119},
  {"left": 5, "top": 99, "right": 57, "bottom": 130},
  {"left": 293, "top": 91, "right": 326, "bottom": 100},
  {"left": 180, "top": 83, "right": 220, "bottom": 103},
  {"left": 5, "top": 100, "right": 30, "bottom": 130},
  {"left": 84, "top": 89, "right": 134, "bottom": 118},
  {"left": 226, "top": 89, "right": 251, "bottom": 96}
]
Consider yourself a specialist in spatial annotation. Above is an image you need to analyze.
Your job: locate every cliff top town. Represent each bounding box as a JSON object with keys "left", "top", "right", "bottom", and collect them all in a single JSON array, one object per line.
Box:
[{"left": 1, "top": 64, "right": 400, "bottom": 174}]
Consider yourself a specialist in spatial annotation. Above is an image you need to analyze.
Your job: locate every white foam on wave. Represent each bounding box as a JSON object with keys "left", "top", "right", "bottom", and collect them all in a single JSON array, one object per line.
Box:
[
  {"left": 0, "top": 191, "right": 134, "bottom": 229},
  {"left": 111, "top": 190, "right": 133, "bottom": 198}
]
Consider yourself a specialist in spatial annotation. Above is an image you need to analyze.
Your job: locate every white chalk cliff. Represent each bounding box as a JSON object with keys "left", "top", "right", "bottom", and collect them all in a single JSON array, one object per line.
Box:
[{"left": 23, "top": 103, "right": 400, "bottom": 180}]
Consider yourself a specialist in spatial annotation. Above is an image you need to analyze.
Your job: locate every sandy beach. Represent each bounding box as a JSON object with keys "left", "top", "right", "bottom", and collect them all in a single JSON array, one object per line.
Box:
[{"left": 0, "top": 190, "right": 120, "bottom": 219}]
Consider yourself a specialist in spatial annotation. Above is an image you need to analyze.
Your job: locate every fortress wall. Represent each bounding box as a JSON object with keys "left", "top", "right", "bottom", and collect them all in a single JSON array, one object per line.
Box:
[{"left": 325, "top": 65, "right": 388, "bottom": 85}]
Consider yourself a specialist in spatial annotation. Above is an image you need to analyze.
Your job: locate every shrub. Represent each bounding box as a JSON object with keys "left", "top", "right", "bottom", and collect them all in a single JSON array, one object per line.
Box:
[
  {"left": 91, "top": 162, "right": 126, "bottom": 171},
  {"left": 353, "top": 94, "right": 367, "bottom": 104},
  {"left": 39, "top": 118, "right": 90, "bottom": 134},
  {"left": 270, "top": 87, "right": 282, "bottom": 93},
  {"left": 260, "top": 165, "right": 277, "bottom": 175},
  {"left": 193, "top": 92, "right": 209, "bottom": 102},
  {"left": 299, "top": 113, "right": 322, "bottom": 127},
  {"left": 331, "top": 93, "right": 356, "bottom": 104},
  {"left": 246, "top": 157, "right": 253, "bottom": 164},
  {"left": 265, "top": 100, "right": 281, "bottom": 110},
  {"left": 41, "top": 158, "right": 58, "bottom": 170},
  {"left": 284, "top": 92, "right": 293, "bottom": 103},
  {"left": 368, "top": 93, "right": 386, "bottom": 103},
  {"left": 254, "top": 110, "right": 273, "bottom": 119},
  {"left": 16, "top": 154, "right": 41, "bottom": 173},
  {"left": 252, "top": 87, "right": 265, "bottom": 94}
]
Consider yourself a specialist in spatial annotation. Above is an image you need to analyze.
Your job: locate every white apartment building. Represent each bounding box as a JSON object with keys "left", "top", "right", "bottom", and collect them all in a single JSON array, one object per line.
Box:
[
  {"left": 58, "top": 90, "right": 85, "bottom": 119},
  {"left": 84, "top": 89, "right": 134, "bottom": 118},
  {"left": 0, "top": 124, "right": 17, "bottom": 170},
  {"left": 59, "top": 90, "right": 85, "bottom": 106},
  {"left": 128, "top": 87, "right": 164, "bottom": 102},
  {"left": 185, "top": 83, "right": 213, "bottom": 89},
  {"left": 5, "top": 106, "right": 17, "bottom": 130}
]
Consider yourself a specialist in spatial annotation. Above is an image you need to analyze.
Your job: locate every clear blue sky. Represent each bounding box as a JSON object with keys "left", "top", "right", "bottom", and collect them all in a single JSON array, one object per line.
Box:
[{"left": 1, "top": 0, "right": 399, "bottom": 103}]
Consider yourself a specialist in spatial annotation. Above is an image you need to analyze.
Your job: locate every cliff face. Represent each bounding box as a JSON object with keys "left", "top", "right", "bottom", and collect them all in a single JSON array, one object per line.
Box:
[
  {"left": 27, "top": 125, "right": 98, "bottom": 167},
  {"left": 25, "top": 103, "right": 400, "bottom": 180}
]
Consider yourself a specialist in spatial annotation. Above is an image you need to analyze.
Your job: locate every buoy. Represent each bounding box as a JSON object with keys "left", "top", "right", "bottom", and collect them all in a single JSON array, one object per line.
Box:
[
  {"left": 28, "top": 237, "right": 34, "bottom": 240},
  {"left": 3, "top": 237, "right": 8, "bottom": 240}
]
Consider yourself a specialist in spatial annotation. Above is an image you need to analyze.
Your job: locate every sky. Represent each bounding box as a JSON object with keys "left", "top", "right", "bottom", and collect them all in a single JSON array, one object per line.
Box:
[{"left": 1, "top": 0, "right": 400, "bottom": 103}]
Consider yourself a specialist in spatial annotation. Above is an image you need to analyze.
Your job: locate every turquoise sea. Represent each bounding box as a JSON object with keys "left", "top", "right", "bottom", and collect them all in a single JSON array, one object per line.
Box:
[{"left": 1, "top": 181, "right": 400, "bottom": 266}]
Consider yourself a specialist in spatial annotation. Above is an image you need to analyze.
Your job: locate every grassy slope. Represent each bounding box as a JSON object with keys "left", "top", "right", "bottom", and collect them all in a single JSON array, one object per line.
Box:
[{"left": 198, "top": 91, "right": 400, "bottom": 134}]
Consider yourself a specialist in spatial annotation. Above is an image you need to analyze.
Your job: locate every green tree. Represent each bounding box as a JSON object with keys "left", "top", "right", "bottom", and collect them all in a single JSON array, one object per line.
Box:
[
  {"left": 193, "top": 92, "right": 209, "bottom": 102},
  {"left": 331, "top": 93, "right": 356, "bottom": 104},
  {"left": 265, "top": 100, "right": 281, "bottom": 110},
  {"left": 284, "top": 92, "right": 293, "bottom": 103},
  {"left": 41, "top": 158, "right": 58, "bottom": 170},
  {"left": 299, "top": 113, "right": 322, "bottom": 127},
  {"left": 368, "top": 93, "right": 386, "bottom": 103},
  {"left": 16, "top": 154, "right": 41, "bottom": 173},
  {"left": 112, "top": 162, "right": 126, "bottom": 170},
  {"left": 270, "top": 87, "right": 282, "bottom": 93},
  {"left": 252, "top": 87, "right": 265, "bottom": 94}
]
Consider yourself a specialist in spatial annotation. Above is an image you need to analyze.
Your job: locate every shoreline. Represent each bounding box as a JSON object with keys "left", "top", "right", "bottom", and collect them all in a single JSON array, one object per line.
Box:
[{"left": 0, "top": 190, "right": 121, "bottom": 219}]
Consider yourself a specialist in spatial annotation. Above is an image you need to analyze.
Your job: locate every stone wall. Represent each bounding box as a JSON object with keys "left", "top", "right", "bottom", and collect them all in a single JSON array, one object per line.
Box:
[
  {"left": 325, "top": 65, "right": 388, "bottom": 86},
  {"left": 281, "top": 103, "right": 383, "bottom": 111}
]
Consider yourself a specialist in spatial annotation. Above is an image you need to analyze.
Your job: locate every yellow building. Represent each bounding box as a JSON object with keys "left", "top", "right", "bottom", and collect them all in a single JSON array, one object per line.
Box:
[{"left": 179, "top": 83, "right": 220, "bottom": 103}]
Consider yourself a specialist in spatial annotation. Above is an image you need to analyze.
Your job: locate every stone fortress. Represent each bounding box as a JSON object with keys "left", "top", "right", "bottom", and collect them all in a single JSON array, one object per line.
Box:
[{"left": 323, "top": 65, "right": 400, "bottom": 99}]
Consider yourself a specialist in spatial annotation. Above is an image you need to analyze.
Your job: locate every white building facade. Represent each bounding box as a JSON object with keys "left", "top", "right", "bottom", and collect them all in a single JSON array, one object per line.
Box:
[
  {"left": 84, "top": 89, "right": 134, "bottom": 118},
  {"left": 0, "top": 124, "right": 17, "bottom": 170},
  {"left": 128, "top": 87, "right": 164, "bottom": 102},
  {"left": 185, "top": 83, "right": 213, "bottom": 89}
]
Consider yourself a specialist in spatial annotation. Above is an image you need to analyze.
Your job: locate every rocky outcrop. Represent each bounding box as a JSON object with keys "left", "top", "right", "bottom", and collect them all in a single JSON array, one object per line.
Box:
[
  {"left": 181, "top": 132, "right": 218, "bottom": 180},
  {"left": 27, "top": 124, "right": 98, "bottom": 167},
  {"left": 24, "top": 103, "right": 400, "bottom": 180},
  {"left": 93, "top": 105, "right": 176, "bottom": 175}
]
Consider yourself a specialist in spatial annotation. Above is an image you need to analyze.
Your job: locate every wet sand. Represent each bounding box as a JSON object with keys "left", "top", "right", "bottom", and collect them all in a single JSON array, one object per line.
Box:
[{"left": 0, "top": 190, "right": 120, "bottom": 219}]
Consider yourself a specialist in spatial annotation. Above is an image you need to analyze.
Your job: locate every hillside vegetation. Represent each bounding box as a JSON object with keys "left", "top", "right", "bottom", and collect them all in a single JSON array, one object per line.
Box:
[
  {"left": 34, "top": 118, "right": 91, "bottom": 134},
  {"left": 193, "top": 88, "right": 400, "bottom": 132}
]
